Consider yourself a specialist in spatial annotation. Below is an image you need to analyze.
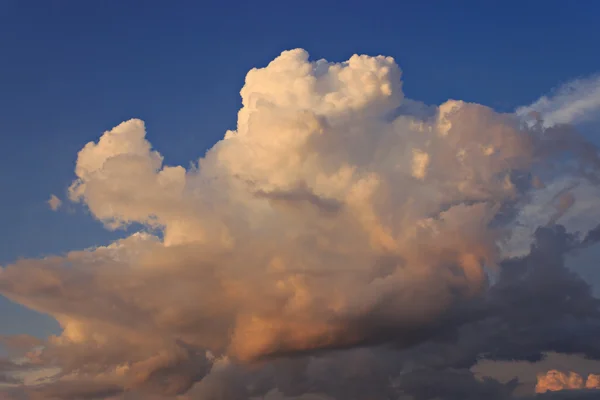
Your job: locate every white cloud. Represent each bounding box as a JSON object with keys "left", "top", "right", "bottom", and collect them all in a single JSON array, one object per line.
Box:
[
  {"left": 2, "top": 49, "right": 600, "bottom": 399},
  {"left": 516, "top": 74, "right": 600, "bottom": 128}
]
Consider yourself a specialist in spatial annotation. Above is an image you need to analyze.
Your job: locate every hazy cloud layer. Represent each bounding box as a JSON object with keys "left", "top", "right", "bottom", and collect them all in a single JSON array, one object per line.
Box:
[{"left": 2, "top": 49, "right": 600, "bottom": 399}]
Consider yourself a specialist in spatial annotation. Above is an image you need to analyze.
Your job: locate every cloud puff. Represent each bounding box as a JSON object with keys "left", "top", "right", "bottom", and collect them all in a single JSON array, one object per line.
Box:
[
  {"left": 47, "top": 195, "right": 62, "bottom": 211},
  {"left": 2, "top": 49, "right": 600, "bottom": 399},
  {"left": 536, "top": 370, "right": 600, "bottom": 393}
]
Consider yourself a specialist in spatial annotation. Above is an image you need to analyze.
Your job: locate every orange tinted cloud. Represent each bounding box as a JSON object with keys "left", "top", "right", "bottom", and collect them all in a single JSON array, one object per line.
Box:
[{"left": 536, "top": 370, "right": 600, "bottom": 393}]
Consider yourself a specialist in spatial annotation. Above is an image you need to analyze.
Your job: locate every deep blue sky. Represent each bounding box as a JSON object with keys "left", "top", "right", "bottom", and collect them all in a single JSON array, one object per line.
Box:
[{"left": 1, "top": 0, "right": 599, "bottom": 337}]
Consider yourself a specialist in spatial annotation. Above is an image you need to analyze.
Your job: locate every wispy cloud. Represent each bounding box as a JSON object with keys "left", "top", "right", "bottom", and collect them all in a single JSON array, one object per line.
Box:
[{"left": 517, "top": 74, "right": 600, "bottom": 127}]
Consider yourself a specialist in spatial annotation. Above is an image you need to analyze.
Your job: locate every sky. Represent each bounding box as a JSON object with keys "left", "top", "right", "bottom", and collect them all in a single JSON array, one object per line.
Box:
[{"left": 2, "top": 1, "right": 600, "bottom": 399}]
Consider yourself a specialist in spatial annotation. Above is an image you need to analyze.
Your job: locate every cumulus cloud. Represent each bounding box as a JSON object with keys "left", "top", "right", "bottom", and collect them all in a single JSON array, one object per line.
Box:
[
  {"left": 2, "top": 49, "right": 600, "bottom": 399},
  {"left": 47, "top": 195, "right": 62, "bottom": 211},
  {"left": 516, "top": 74, "right": 600, "bottom": 128},
  {"left": 536, "top": 370, "right": 600, "bottom": 393},
  {"left": 536, "top": 370, "right": 585, "bottom": 393}
]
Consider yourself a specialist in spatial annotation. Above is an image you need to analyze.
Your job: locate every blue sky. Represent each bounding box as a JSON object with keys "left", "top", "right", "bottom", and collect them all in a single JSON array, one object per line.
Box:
[{"left": 1, "top": 0, "right": 599, "bottom": 348}]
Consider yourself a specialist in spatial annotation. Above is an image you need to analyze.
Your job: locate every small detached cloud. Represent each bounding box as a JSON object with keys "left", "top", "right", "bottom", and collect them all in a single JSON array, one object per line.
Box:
[{"left": 47, "top": 194, "right": 62, "bottom": 211}]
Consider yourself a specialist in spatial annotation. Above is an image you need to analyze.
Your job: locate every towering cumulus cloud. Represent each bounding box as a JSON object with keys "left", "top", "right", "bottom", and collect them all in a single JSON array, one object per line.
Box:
[{"left": 2, "top": 49, "right": 600, "bottom": 399}]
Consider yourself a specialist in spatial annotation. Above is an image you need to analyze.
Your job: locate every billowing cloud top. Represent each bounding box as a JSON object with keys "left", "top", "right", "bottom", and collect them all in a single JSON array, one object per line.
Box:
[
  {"left": 2, "top": 49, "right": 600, "bottom": 400},
  {"left": 536, "top": 370, "right": 600, "bottom": 393}
]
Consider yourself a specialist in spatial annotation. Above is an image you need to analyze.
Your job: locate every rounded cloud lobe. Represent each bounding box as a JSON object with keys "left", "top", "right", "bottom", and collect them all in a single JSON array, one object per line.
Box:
[
  {"left": 536, "top": 370, "right": 600, "bottom": 393},
  {"left": 2, "top": 49, "right": 600, "bottom": 399}
]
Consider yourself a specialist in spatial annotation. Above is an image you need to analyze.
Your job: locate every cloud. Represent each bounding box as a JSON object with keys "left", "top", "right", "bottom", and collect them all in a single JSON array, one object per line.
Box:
[
  {"left": 516, "top": 74, "right": 600, "bottom": 128},
  {"left": 394, "top": 368, "right": 518, "bottom": 400},
  {"left": 0, "top": 334, "right": 42, "bottom": 353},
  {"left": 47, "top": 195, "right": 62, "bottom": 211},
  {"left": 2, "top": 49, "right": 600, "bottom": 399},
  {"left": 26, "top": 379, "right": 124, "bottom": 400},
  {"left": 536, "top": 370, "right": 585, "bottom": 393},
  {"left": 535, "top": 370, "right": 600, "bottom": 393}
]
